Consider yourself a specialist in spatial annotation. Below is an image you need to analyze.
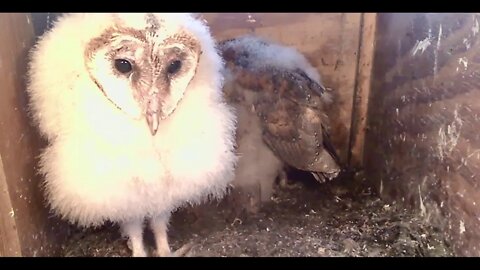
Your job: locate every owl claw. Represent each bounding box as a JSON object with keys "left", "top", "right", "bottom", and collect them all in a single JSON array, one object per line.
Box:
[
  {"left": 173, "top": 242, "right": 195, "bottom": 257},
  {"left": 156, "top": 242, "right": 194, "bottom": 257}
]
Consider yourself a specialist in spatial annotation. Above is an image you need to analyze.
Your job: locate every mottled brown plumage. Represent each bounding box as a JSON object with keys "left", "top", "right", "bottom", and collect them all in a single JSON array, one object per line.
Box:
[{"left": 220, "top": 36, "right": 341, "bottom": 186}]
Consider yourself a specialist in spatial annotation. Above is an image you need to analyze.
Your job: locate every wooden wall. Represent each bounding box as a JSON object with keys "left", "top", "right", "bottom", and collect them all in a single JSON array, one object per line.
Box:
[
  {"left": 365, "top": 13, "right": 480, "bottom": 256},
  {"left": 0, "top": 13, "right": 67, "bottom": 256}
]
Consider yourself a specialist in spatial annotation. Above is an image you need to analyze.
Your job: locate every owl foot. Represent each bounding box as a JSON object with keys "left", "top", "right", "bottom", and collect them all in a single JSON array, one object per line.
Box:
[
  {"left": 126, "top": 239, "right": 147, "bottom": 257},
  {"left": 155, "top": 242, "right": 194, "bottom": 257},
  {"left": 121, "top": 219, "right": 147, "bottom": 257},
  {"left": 228, "top": 186, "right": 261, "bottom": 216}
]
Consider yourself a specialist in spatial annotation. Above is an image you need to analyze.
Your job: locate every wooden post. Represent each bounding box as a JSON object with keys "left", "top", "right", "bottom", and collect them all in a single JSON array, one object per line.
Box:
[
  {"left": 0, "top": 13, "right": 67, "bottom": 257},
  {"left": 349, "top": 13, "right": 377, "bottom": 170},
  {"left": 365, "top": 13, "right": 480, "bottom": 256}
]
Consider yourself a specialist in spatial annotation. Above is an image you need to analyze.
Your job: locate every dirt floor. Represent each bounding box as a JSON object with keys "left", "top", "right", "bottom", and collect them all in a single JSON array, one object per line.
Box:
[{"left": 61, "top": 173, "right": 454, "bottom": 257}]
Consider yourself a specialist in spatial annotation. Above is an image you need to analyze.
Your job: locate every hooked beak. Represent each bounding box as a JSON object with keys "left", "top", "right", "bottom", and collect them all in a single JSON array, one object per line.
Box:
[
  {"left": 145, "top": 91, "right": 162, "bottom": 136},
  {"left": 146, "top": 109, "right": 160, "bottom": 136}
]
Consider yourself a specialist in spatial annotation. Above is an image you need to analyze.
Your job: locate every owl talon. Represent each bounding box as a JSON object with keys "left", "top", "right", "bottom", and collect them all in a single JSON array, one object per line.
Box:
[
  {"left": 172, "top": 242, "right": 195, "bottom": 257},
  {"left": 156, "top": 242, "right": 194, "bottom": 257},
  {"left": 132, "top": 248, "right": 148, "bottom": 257},
  {"left": 121, "top": 219, "right": 147, "bottom": 257}
]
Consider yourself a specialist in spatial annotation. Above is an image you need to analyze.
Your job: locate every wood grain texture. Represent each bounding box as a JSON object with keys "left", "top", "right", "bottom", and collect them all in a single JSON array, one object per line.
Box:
[
  {"left": 364, "top": 13, "right": 480, "bottom": 256},
  {"left": 349, "top": 13, "right": 377, "bottom": 169},
  {"left": 0, "top": 155, "right": 21, "bottom": 256},
  {"left": 0, "top": 13, "right": 67, "bottom": 257}
]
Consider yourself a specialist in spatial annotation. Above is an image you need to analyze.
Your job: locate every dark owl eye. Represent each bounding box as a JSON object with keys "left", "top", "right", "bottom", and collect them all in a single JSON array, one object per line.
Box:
[
  {"left": 167, "top": 60, "right": 182, "bottom": 75},
  {"left": 114, "top": 59, "right": 133, "bottom": 74}
]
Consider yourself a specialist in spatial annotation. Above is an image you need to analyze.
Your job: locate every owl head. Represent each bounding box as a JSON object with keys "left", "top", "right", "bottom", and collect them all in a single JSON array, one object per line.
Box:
[{"left": 28, "top": 13, "right": 222, "bottom": 138}]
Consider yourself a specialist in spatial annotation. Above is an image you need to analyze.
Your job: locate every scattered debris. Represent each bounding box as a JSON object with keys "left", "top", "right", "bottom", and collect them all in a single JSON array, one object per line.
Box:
[{"left": 62, "top": 176, "right": 453, "bottom": 257}]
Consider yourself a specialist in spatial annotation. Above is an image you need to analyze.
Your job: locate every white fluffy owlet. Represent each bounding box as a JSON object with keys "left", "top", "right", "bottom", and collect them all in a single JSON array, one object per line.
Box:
[{"left": 27, "top": 13, "right": 238, "bottom": 257}]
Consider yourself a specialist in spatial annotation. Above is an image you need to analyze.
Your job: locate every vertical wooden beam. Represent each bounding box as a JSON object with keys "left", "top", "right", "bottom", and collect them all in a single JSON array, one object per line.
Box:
[
  {"left": 349, "top": 13, "right": 378, "bottom": 170},
  {"left": 0, "top": 156, "right": 21, "bottom": 256},
  {"left": 364, "top": 13, "right": 480, "bottom": 256},
  {"left": 0, "top": 13, "right": 67, "bottom": 257}
]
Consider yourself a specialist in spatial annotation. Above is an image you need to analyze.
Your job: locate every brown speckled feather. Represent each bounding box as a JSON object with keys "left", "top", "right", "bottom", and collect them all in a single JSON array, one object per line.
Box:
[{"left": 219, "top": 38, "right": 341, "bottom": 181}]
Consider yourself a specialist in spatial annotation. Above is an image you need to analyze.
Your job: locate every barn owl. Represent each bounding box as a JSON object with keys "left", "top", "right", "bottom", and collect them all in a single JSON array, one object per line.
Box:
[
  {"left": 220, "top": 35, "right": 342, "bottom": 213},
  {"left": 26, "top": 13, "right": 237, "bottom": 257}
]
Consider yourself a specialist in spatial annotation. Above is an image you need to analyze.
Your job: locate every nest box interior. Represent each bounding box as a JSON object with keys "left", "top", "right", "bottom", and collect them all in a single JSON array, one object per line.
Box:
[{"left": 0, "top": 13, "right": 479, "bottom": 257}]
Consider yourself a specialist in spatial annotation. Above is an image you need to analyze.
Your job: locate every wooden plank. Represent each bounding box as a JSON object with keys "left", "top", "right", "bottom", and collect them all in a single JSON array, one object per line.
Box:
[
  {"left": 0, "top": 155, "right": 21, "bottom": 256},
  {"left": 349, "top": 13, "right": 377, "bottom": 169},
  {"left": 0, "top": 13, "right": 67, "bottom": 257},
  {"left": 364, "top": 13, "right": 480, "bottom": 256}
]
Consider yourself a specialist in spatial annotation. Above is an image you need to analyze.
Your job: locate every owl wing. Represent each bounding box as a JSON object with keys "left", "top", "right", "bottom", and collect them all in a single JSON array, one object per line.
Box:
[{"left": 220, "top": 42, "right": 341, "bottom": 181}]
